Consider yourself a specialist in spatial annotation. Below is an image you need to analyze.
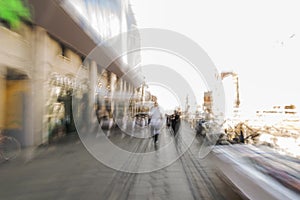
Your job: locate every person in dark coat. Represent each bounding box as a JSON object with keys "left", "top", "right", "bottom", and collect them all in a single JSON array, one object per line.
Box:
[
  {"left": 239, "top": 130, "right": 245, "bottom": 143},
  {"left": 171, "top": 110, "right": 180, "bottom": 135}
]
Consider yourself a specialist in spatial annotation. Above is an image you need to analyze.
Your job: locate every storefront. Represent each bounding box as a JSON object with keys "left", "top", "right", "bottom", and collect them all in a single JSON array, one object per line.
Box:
[
  {"left": 0, "top": 67, "right": 30, "bottom": 147},
  {"left": 46, "top": 72, "right": 88, "bottom": 142}
]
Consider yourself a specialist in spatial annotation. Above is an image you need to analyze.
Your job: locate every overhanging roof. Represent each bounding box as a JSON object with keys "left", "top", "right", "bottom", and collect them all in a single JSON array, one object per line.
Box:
[
  {"left": 27, "top": 0, "right": 142, "bottom": 87},
  {"left": 28, "top": 0, "right": 95, "bottom": 56}
]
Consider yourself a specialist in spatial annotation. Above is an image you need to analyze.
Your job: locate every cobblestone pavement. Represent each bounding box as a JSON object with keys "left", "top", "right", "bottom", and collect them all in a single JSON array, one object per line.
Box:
[{"left": 0, "top": 122, "right": 243, "bottom": 200}]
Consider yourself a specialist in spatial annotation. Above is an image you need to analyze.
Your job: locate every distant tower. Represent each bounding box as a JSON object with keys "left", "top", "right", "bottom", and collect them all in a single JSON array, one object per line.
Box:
[
  {"left": 221, "top": 71, "right": 240, "bottom": 119},
  {"left": 221, "top": 72, "right": 240, "bottom": 108},
  {"left": 203, "top": 91, "right": 213, "bottom": 113}
]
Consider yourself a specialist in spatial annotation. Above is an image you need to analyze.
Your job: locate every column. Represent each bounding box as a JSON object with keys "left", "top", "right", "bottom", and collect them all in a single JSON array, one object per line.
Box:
[
  {"left": 119, "top": 78, "right": 123, "bottom": 96},
  {"left": 99, "top": 68, "right": 106, "bottom": 112},
  {"left": 89, "top": 60, "right": 97, "bottom": 129},
  {"left": 31, "top": 27, "right": 50, "bottom": 145},
  {"left": 123, "top": 81, "right": 128, "bottom": 115},
  {"left": 89, "top": 60, "right": 97, "bottom": 107},
  {"left": 110, "top": 73, "right": 117, "bottom": 114},
  {"left": 0, "top": 67, "right": 6, "bottom": 129}
]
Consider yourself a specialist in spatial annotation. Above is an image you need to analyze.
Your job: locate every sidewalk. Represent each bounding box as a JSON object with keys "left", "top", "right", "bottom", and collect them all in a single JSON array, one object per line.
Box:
[
  {"left": 10, "top": 133, "right": 80, "bottom": 164},
  {"left": 0, "top": 125, "right": 242, "bottom": 200}
]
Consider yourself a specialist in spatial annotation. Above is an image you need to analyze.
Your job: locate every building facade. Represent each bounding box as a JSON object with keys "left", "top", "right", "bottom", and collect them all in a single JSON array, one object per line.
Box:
[{"left": 0, "top": 0, "right": 141, "bottom": 146}]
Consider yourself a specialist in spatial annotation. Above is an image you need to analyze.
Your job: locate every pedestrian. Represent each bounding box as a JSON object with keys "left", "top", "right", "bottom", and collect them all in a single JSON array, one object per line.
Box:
[
  {"left": 149, "top": 102, "right": 163, "bottom": 145},
  {"left": 98, "top": 106, "right": 109, "bottom": 128},
  {"left": 171, "top": 110, "right": 180, "bottom": 135},
  {"left": 166, "top": 114, "right": 171, "bottom": 128},
  {"left": 239, "top": 130, "right": 245, "bottom": 143}
]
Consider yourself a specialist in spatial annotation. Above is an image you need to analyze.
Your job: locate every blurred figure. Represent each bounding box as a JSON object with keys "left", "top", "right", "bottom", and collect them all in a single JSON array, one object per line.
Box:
[
  {"left": 171, "top": 110, "right": 180, "bottom": 135},
  {"left": 239, "top": 130, "right": 245, "bottom": 143},
  {"left": 145, "top": 116, "right": 149, "bottom": 127},
  {"left": 132, "top": 116, "right": 136, "bottom": 130},
  {"left": 106, "top": 113, "right": 114, "bottom": 137},
  {"left": 57, "top": 89, "right": 74, "bottom": 133},
  {"left": 121, "top": 115, "right": 128, "bottom": 129},
  {"left": 149, "top": 102, "right": 163, "bottom": 145},
  {"left": 48, "top": 102, "right": 65, "bottom": 143},
  {"left": 166, "top": 114, "right": 171, "bottom": 128},
  {"left": 98, "top": 106, "right": 109, "bottom": 129},
  {"left": 141, "top": 117, "right": 145, "bottom": 128},
  {"left": 195, "top": 118, "right": 206, "bottom": 136}
]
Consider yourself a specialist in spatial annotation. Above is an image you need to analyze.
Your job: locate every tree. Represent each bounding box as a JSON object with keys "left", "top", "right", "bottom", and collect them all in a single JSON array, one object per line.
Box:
[{"left": 0, "top": 0, "right": 31, "bottom": 29}]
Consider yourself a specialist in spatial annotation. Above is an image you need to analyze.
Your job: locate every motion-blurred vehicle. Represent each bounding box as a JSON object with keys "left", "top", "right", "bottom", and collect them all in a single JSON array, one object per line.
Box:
[{"left": 196, "top": 119, "right": 231, "bottom": 145}]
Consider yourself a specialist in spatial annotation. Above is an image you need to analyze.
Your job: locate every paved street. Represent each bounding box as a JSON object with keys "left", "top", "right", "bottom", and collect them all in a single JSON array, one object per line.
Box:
[{"left": 0, "top": 122, "right": 243, "bottom": 200}]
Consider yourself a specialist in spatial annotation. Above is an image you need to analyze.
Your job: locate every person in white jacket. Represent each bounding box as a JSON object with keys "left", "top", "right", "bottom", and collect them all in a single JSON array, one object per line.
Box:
[{"left": 149, "top": 102, "right": 163, "bottom": 144}]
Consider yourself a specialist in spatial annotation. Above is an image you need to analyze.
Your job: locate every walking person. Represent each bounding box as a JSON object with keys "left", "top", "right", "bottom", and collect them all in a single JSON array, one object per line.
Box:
[
  {"left": 171, "top": 110, "right": 180, "bottom": 136},
  {"left": 149, "top": 102, "right": 163, "bottom": 145}
]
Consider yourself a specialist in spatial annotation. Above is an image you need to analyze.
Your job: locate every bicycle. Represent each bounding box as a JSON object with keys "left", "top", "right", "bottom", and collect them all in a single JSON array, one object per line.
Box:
[{"left": 0, "top": 130, "right": 21, "bottom": 163}]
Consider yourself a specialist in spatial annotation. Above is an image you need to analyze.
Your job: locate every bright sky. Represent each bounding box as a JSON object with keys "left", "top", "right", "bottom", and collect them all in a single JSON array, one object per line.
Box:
[
  {"left": 140, "top": 50, "right": 208, "bottom": 112},
  {"left": 130, "top": 0, "right": 300, "bottom": 116},
  {"left": 148, "top": 84, "right": 180, "bottom": 114}
]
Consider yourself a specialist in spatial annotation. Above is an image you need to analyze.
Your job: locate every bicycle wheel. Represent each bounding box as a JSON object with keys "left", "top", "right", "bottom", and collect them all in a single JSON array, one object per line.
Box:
[{"left": 1, "top": 136, "right": 21, "bottom": 161}]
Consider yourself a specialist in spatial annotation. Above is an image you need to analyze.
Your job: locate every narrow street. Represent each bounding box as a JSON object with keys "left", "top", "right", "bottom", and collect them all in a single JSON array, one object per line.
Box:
[
  {"left": 1, "top": 1, "right": 300, "bottom": 200},
  {"left": 0, "top": 122, "right": 242, "bottom": 200}
]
